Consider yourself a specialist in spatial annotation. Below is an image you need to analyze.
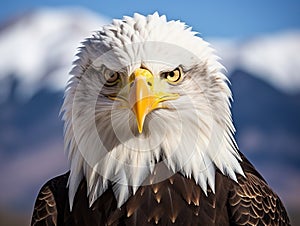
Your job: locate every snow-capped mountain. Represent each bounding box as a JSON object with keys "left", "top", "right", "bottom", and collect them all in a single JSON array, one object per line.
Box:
[
  {"left": 0, "top": 8, "right": 300, "bottom": 102},
  {"left": 0, "top": 7, "right": 109, "bottom": 102},
  {"left": 211, "top": 32, "right": 300, "bottom": 94},
  {"left": 0, "top": 7, "right": 299, "bottom": 225}
]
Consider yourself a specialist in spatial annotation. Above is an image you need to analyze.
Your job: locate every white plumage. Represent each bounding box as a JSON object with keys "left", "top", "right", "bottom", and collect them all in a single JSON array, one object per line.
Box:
[{"left": 61, "top": 12, "right": 244, "bottom": 210}]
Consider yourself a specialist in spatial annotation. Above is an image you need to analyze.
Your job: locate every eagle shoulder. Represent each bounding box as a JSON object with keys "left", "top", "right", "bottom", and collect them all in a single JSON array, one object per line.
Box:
[
  {"left": 31, "top": 156, "right": 291, "bottom": 226},
  {"left": 31, "top": 172, "right": 69, "bottom": 226},
  {"left": 228, "top": 153, "right": 291, "bottom": 226}
]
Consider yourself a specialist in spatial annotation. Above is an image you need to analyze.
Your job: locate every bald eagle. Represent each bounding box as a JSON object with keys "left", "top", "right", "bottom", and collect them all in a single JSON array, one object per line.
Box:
[{"left": 31, "top": 13, "right": 290, "bottom": 225}]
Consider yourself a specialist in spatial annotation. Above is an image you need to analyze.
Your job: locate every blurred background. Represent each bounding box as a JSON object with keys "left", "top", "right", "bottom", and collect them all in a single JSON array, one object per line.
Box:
[{"left": 0, "top": 0, "right": 299, "bottom": 225}]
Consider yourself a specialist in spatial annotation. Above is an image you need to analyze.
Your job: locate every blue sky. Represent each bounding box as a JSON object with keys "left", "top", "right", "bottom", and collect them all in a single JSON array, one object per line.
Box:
[{"left": 1, "top": 0, "right": 300, "bottom": 38}]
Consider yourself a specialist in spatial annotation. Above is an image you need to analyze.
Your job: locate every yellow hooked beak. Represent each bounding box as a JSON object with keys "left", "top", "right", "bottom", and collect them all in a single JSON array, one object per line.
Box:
[{"left": 129, "top": 68, "right": 179, "bottom": 133}]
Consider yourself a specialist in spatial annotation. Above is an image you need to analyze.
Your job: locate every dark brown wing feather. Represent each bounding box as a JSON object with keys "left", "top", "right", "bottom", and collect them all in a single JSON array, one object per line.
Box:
[
  {"left": 31, "top": 153, "right": 290, "bottom": 226},
  {"left": 31, "top": 185, "right": 57, "bottom": 226},
  {"left": 228, "top": 152, "right": 291, "bottom": 226},
  {"left": 31, "top": 173, "right": 69, "bottom": 226}
]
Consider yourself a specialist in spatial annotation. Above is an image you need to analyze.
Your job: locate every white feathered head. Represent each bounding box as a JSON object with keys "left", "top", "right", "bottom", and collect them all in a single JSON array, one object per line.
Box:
[{"left": 61, "top": 13, "right": 244, "bottom": 209}]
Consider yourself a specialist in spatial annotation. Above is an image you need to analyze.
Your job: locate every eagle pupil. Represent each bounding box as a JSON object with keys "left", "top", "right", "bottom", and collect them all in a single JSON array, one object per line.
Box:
[{"left": 106, "top": 72, "right": 119, "bottom": 82}]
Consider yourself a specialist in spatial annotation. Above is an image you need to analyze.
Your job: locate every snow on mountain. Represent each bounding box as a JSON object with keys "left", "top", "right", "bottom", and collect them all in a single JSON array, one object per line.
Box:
[
  {"left": 211, "top": 31, "right": 300, "bottom": 94},
  {"left": 0, "top": 7, "right": 299, "bottom": 103},
  {"left": 0, "top": 7, "right": 109, "bottom": 101}
]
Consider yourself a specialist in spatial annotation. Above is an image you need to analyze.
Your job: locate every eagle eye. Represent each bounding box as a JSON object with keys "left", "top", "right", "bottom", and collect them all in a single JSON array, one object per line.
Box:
[
  {"left": 103, "top": 71, "right": 120, "bottom": 87},
  {"left": 161, "top": 67, "right": 182, "bottom": 84}
]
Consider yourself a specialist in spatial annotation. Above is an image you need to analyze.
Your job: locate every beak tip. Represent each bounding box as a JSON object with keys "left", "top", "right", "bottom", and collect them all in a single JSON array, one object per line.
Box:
[
  {"left": 137, "top": 126, "right": 143, "bottom": 134},
  {"left": 137, "top": 116, "right": 144, "bottom": 134}
]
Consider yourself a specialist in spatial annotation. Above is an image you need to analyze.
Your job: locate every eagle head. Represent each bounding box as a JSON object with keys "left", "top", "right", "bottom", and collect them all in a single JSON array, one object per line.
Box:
[{"left": 61, "top": 13, "right": 244, "bottom": 209}]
